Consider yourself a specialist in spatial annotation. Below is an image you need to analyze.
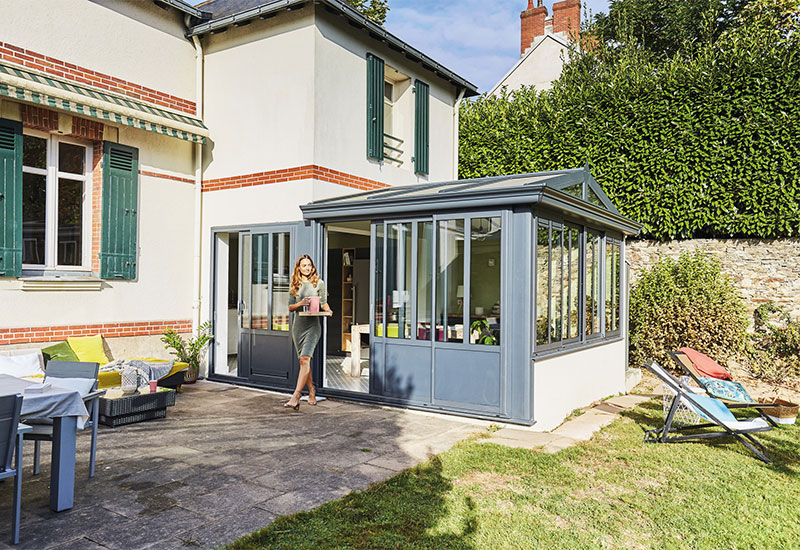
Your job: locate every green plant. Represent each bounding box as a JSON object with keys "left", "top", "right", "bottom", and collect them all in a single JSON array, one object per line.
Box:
[
  {"left": 459, "top": 0, "right": 800, "bottom": 240},
  {"left": 161, "top": 321, "right": 214, "bottom": 372},
  {"left": 748, "top": 302, "right": 800, "bottom": 383},
  {"left": 629, "top": 251, "right": 747, "bottom": 368},
  {"left": 469, "top": 319, "right": 498, "bottom": 346}
]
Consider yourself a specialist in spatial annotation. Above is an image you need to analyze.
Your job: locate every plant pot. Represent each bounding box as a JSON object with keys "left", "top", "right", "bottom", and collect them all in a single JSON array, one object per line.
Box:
[
  {"left": 183, "top": 364, "right": 199, "bottom": 384},
  {"left": 758, "top": 397, "right": 799, "bottom": 425}
]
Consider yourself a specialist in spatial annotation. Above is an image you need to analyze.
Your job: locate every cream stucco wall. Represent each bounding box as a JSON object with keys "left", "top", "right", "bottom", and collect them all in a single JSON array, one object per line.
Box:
[
  {"left": 197, "top": 178, "right": 357, "bottom": 328},
  {"left": 0, "top": 113, "right": 196, "bottom": 330},
  {"left": 200, "top": 8, "right": 317, "bottom": 180},
  {"left": 491, "top": 35, "right": 571, "bottom": 95},
  {"left": 532, "top": 340, "right": 627, "bottom": 431},
  {"left": 313, "top": 10, "right": 459, "bottom": 184},
  {"left": 1, "top": 0, "right": 196, "bottom": 102}
]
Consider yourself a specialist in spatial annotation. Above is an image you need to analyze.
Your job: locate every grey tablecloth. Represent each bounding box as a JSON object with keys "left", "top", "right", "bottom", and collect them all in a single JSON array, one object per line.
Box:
[{"left": 0, "top": 374, "right": 89, "bottom": 429}]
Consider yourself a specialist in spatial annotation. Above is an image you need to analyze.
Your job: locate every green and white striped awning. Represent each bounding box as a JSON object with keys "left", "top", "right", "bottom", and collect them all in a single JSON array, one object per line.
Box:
[{"left": 0, "top": 62, "right": 208, "bottom": 144}]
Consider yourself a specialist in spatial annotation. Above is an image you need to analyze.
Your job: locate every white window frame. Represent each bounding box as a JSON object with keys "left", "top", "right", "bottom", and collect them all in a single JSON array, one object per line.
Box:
[{"left": 21, "top": 130, "right": 93, "bottom": 271}]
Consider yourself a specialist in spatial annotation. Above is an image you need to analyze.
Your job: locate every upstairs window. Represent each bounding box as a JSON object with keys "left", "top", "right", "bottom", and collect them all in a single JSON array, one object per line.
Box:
[
  {"left": 366, "top": 53, "right": 429, "bottom": 174},
  {"left": 22, "top": 132, "right": 91, "bottom": 269}
]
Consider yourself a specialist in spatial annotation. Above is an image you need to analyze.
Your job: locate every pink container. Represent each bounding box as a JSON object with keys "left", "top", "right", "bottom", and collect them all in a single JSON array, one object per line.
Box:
[
  {"left": 308, "top": 296, "right": 320, "bottom": 313},
  {"left": 149, "top": 381, "right": 158, "bottom": 393}
]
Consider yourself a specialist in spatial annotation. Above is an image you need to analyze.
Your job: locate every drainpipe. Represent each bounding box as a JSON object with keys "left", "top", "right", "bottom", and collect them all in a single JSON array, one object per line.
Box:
[
  {"left": 190, "top": 30, "right": 204, "bottom": 358},
  {"left": 452, "top": 88, "right": 466, "bottom": 179}
]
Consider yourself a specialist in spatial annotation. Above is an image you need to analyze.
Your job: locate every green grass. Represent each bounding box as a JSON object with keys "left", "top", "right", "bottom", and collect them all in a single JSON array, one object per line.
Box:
[{"left": 226, "top": 401, "right": 800, "bottom": 550}]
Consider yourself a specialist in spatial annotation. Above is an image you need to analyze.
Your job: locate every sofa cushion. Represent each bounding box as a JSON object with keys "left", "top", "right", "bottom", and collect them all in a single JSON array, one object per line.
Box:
[
  {"left": 42, "top": 341, "right": 79, "bottom": 363},
  {"left": 46, "top": 376, "right": 95, "bottom": 397},
  {"left": 0, "top": 352, "right": 44, "bottom": 378},
  {"left": 68, "top": 335, "right": 110, "bottom": 364}
]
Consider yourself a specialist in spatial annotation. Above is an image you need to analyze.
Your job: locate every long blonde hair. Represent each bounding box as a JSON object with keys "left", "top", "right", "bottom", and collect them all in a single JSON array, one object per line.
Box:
[{"left": 290, "top": 254, "right": 320, "bottom": 296}]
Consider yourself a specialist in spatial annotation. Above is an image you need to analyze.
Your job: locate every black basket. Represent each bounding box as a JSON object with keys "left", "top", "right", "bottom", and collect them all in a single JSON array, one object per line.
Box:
[
  {"left": 99, "top": 408, "right": 167, "bottom": 427},
  {"left": 98, "top": 390, "right": 176, "bottom": 417}
]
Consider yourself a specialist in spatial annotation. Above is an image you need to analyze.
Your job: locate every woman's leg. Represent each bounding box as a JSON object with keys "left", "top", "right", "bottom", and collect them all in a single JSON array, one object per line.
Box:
[
  {"left": 286, "top": 356, "right": 311, "bottom": 407},
  {"left": 304, "top": 367, "right": 316, "bottom": 405}
]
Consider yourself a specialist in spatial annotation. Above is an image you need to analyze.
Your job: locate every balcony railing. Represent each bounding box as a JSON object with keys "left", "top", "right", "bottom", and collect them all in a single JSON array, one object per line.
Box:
[{"left": 383, "top": 133, "right": 403, "bottom": 165}]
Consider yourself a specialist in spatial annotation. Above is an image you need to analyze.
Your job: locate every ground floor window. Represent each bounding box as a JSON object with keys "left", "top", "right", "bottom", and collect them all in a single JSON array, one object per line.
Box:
[
  {"left": 22, "top": 131, "right": 91, "bottom": 269},
  {"left": 536, "top": 218, "right": 622, "bottom": 352}
]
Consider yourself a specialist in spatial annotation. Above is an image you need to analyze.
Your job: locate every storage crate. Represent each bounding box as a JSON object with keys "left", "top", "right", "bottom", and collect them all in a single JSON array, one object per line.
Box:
[{"left": 98, "top": 389, "right": 176, "bottom": 427}]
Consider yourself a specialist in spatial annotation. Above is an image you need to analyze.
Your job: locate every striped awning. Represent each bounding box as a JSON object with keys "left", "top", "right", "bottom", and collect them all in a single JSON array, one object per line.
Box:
[{"left": 0, "top": 62, "right": 208, "bottom": 144}]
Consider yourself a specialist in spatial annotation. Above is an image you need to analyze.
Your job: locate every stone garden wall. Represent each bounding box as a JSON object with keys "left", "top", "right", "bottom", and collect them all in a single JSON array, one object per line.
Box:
[{"left": 627, "top": 238, "right": 800, "bottom": 322}]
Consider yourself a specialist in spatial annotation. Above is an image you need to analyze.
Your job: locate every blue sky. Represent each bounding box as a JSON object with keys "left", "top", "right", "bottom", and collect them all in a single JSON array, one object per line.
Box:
[
  {"left": 384, "top": 1, "right": 610, "bottom": 92},
  {"left": 190, "top": 0, "right": 611, "bottom": 93}
]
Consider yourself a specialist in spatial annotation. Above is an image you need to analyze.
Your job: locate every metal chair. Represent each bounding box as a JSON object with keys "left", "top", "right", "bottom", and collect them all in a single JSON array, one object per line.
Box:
[
  {"left": 1, "top": 394, "right": 30, "bottom": 545},
  {"left": 25, "top": 361, "right": 104, "bottom": 478}
]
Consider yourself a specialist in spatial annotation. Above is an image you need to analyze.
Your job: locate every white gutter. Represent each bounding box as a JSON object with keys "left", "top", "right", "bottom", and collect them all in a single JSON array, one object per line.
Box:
[
  {"left": 452, "top": 88, "right": 466, "bottom": 178},
  {"left": 190, "top": 31, "right": 204, "bottom": 346}
]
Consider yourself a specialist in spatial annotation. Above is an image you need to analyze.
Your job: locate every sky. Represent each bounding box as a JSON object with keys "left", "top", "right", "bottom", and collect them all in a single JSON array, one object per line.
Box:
[
  {"left": 384, "top": 1, "right": 611, "bottom": 93},
  {"left": 189, "top": 0, "right": 612, "bottom": 93}
]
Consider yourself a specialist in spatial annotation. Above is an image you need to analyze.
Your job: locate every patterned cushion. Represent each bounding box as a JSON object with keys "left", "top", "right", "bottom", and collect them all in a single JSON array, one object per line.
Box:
[{"left": 699, "top": 377, "right": 753, "bottom": 403}]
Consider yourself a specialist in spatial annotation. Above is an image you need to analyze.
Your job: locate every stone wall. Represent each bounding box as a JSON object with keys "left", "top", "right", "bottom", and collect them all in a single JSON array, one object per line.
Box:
[{"left": 627, "top": 238, "right": 800, "bottom": 322}]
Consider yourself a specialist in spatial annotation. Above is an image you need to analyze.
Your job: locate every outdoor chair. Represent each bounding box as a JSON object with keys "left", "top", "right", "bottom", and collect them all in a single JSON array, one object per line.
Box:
[
  {"left": 643, "top": 360, "right": 773, "bottom": 463},
  {"left": 24, "top": 361, "right": 104, "bottom": 478},
  {"left": 1, "top": 394, "right": 30, "bottom": 545},
  {"left": 669, "top": 350, "right": 780, "bottom": 425}
]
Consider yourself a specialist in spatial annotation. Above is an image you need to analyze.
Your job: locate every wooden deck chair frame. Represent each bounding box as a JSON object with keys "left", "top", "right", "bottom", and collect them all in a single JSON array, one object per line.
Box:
[
  {"left": 668, "top": 351, "right": 779, "bottom": 426},
  {"left": 644, "top": 360, "right": 773, "bottom": 463}
]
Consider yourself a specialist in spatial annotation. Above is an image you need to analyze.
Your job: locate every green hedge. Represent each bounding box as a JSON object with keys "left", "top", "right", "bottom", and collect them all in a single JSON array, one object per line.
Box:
[{"left": 459, "top": 1, "right": 800, "bottom": 240}]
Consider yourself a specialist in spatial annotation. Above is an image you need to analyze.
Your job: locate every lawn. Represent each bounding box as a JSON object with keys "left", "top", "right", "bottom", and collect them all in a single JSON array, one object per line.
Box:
[{"left": 227, "top": 400, "right": 800, "bottom": 550}]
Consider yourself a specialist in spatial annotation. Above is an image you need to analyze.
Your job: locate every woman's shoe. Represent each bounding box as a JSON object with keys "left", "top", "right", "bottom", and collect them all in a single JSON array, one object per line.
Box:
[
  {"left": 283, "top": 391, "right": 301, "bottom": 410},
  {"left": 308, "top": 383, "right": 317, "bottom": 406}
]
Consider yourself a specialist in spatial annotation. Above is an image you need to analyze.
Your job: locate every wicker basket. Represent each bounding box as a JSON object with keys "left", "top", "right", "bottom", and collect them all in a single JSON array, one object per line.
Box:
[{"left": 758, "top": 398, "right": 799, "bottom": 425}]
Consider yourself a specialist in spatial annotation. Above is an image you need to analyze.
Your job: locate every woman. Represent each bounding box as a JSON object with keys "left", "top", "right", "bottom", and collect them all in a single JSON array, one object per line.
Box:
[{"left": 284, "top": 254, "right": 332, "bottom": 410}]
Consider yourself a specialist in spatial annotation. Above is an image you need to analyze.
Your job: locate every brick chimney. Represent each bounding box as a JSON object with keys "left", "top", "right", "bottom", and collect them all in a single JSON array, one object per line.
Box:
[
  {"left": 552, "top": 0, "right": 581, "bottom": 41},
  {"left": 520, "top": 0, "right": 547, "bottom": 56}
]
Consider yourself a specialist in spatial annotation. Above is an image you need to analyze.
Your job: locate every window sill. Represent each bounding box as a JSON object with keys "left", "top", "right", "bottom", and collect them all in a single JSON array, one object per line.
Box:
[
  {"left": 532, "top": 335, "right": 624, "bottom": 361},
  {"left": 20, "top": 275, "right": 104, "bottom": 291}
]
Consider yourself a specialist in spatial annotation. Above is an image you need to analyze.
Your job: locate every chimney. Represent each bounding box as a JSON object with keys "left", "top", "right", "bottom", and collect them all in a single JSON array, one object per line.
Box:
[
  {"left": 552, "top": 0, "right": 581, "bottom": 41},
  {"left": 520, "top": 0, "right": 547, "bottom": 56}
]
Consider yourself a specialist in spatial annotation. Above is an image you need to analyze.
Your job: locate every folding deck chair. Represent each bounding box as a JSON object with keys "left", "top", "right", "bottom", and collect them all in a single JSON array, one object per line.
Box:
[
  {"left": 669, "top": 350, "right": 780, "bottom": 426},
  {"left": 643, "top": 360, "right": 773, "bottom": 463}
]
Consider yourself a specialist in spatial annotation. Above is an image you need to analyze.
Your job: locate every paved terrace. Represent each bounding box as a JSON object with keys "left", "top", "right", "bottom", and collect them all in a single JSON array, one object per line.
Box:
[{"left": 0, "top": 382, "right": 485, "bottom": 550}]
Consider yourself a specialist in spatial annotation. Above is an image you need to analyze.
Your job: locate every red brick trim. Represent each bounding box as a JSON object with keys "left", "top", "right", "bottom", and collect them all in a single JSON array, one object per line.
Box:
[
  {"left": 0, "top": 41, "right": 197, "bottom": 115},
  {"left": 21, "top": 104, "right": 59, "bottom": 131},
  {"left": 91, "top": 142, "right": 103, "bottom": 273},
  {"left": 70, "top": 117, "right": 104, "bottom": 141},
  {"left": 202, "top": 165, "right": 390, "bottom": 193},
  {"left": 0, "top": 320, "right": 193, "bottom": 345},
  {"left": 139, "top": 170, "right": 195, "bottom": 184}
]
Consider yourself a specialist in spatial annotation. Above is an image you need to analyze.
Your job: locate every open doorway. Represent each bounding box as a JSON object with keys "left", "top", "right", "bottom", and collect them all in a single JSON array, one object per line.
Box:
[{"left": 325, "top": 221, "right": 371, "bottom": 392}]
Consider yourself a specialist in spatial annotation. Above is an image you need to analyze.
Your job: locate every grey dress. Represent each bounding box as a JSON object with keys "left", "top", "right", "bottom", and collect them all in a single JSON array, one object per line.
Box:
[{"left": 289, "top": 279, "right": 328, "bottom": 358}]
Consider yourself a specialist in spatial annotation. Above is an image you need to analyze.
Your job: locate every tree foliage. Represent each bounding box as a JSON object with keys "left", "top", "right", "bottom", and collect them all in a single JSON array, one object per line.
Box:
[
  {"left": 345, "top": 0, "right": 389, "bottom": 25},
  {"left": 459, "top": 0, "right": 800, "bottom": 240}
]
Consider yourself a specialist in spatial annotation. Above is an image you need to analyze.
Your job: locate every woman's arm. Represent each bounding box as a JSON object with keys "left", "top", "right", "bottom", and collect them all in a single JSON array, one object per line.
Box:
[{"left": 288, "top": 297, "right": 309, "bottom": 312}]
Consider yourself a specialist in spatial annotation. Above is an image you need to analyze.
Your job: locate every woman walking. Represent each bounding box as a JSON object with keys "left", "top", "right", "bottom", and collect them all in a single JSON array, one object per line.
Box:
[{"left": 284, "top": 254, "right": 331, "bottom": 410}]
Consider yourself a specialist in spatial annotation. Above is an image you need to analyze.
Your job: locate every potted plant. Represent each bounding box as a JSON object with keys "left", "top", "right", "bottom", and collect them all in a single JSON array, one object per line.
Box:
[{"left": 161, "top": 322, "right": 214, "bottom": 384}]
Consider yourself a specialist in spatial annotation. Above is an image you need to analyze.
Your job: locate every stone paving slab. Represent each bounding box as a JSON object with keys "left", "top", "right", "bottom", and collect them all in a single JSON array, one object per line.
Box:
[
  {"left": 482, "top": 393, "right": 653, "bottom": 453},
  {"left": 0, "top": 381, "right": 484, "bottom": 549}
]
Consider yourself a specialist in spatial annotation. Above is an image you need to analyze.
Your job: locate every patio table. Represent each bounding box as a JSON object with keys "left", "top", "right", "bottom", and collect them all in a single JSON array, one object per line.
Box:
[{"left": 0, "top": 374, "right": 88, "bottom": 512}]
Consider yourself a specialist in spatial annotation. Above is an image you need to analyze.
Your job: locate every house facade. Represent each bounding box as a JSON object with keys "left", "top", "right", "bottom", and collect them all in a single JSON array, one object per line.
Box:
[
  {"left": 490, "top": 0, "right": 580, "bottom": 96},
  {"left": 1, "top": 0, "right": 639, "bottom": 429}
]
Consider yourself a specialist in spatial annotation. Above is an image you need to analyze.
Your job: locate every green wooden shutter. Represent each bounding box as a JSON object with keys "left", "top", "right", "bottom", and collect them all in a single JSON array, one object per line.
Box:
[
  {"left": 100, "top": 142, "right": 139, "bottom": 280},
  {"left": 0, "top": 118, "right": 22, "bottom": 277},
  {"left": 366, "top": 53, "right": 385, "bottom": 161},
  {"left": 414, "top": 80, "right": 430, "bottom": 175}
]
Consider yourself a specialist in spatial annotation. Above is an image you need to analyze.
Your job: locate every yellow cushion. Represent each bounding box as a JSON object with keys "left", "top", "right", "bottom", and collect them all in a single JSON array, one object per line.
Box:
[
  {"left": 68, "top": 335, "right": 110, "bottom": 364},
  {"left": 97, "top": 359, "right": 188, "bottom": 389}
]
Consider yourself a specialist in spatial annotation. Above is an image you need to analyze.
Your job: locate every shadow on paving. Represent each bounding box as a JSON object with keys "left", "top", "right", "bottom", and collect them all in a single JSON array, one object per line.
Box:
[
  {"left": 228, "top": 456, "right": 478, "bottom": 550},
  {"left": 0, "top": 381, "right": 481, "bottom": 550}
]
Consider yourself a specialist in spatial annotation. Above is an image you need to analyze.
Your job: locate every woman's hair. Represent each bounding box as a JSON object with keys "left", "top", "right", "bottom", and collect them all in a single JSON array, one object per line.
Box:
[{"left": 290, "top": 254, "right": 319, "bottom": 296}]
